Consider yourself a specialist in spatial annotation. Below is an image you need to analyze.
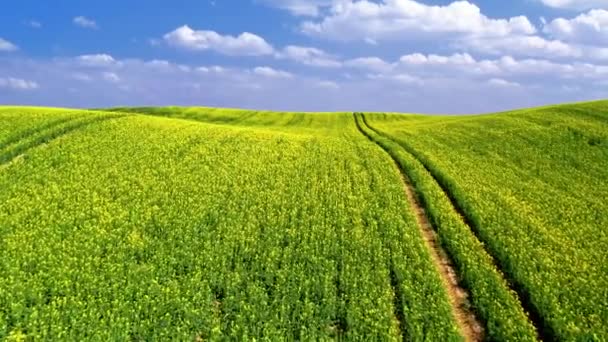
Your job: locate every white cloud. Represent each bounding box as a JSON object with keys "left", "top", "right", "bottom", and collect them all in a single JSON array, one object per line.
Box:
[
  {"left": 539, "top": 0, "right": 608, "bottom": 10},
  {"left": 277, "top": 45, "right": 342, "bottom": 67},
  {"left": 253, "top": 66, "right": 293, "bottom": 78},
  {"left": 301, "top": 0, "right": 536, "bottom": 41},
  {"left": 463, "top": 32, "right": 608, "bottom": 62},
  {"left": 0, "top": 38, "right": 18, "bottom": 52},
  {"left": 544, "top": 9, "right": 608, "bottom": 45},
  {"left": 260, "top": 0, "right": 607, "bottom": 62},
  {"left": 295, "top": 1, "right": 600, "bottom": 63},
  {"left": 258, "top": 0, "right": 333, "bottom": 16},
  {"left": 102, "top": 72, "right": 121, "bottom": 83},
  {"left": 488, "top": 78, "right": 521, "bottom": 87},
  {"left": 344, "top": 57, "right": 394, "bottom": 72},
  {"left": 464, "top": 35, "right": 582, "bottom": 58},
  {"left": 148, "top": 38, "right": 162, "bottom": 46},
  {"left": 77, "top": 54, "right": 116, "bottom": 67},
  {"left": 26, "top": 20, "right": 42, "bottom": 28},
  {"left": 395, "top": 53, "right": 503, "bottom": 78},
  {"left": 396, "top": 53, "right": 491, "bottom": 78},
  {"left": 1, "top": 53, "right": 606, "bottom": 114},
  {"left": 0, "top": 77, "right": 39, "bottom": 90},
  {"left": 161, "top": 27, "right": 342, "bottom": 68},
  {"left": 588, "top": 45, "right": 608, "bottom": 59},
  {"left": 330, "top": 52, "right": 608, "bottom": 91},
  {"left": 399, "top": 53, "right": 476, "bottom": 65},
  {"left": 197, "top": 66, "right": 226, "bottom": 73},
  {"left": 317, "top": 80, "right": 340, "bottom": 89},
  {"left": 163, "top": 25, "right": 274, "bottom": 56},
  {"left": 73, "top": 16, "right": 98, "bottom": 29},
  {"left": 367, "top": 72, "right": 422, "bottom": 84},
  {"left": 395, "top": 53, "right": 501, "bottom": 74},
  {"left": 286, "top": 0, "right": 608, "bottom": 63},
  {"left": 71, "top": 72, "right": 92, "bottom": 82},
  {"left": 145, "top": 60, "right": 171, "bottom": 69}
]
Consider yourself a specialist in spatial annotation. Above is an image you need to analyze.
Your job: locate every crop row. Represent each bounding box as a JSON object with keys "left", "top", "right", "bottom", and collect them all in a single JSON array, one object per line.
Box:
[
  {"left": 0, "top": 113, "right": 125, "bottom": 167},
  {"left": 365, "top": 103, "right": 608, "bottom": 340},
  {"left": 1, "top": 108, "right": 460, "bottom": 340},
  {"left": 355, "top": 113, "right": 539, "bottom": 341}
]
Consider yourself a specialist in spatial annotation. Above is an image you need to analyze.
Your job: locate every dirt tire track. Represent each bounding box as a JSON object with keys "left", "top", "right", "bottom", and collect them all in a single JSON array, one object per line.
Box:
[
  {"left": 354, "top": 113, "right": 483, "bottom": 342},
  {"left": 401, "top": 172, "right": 483, "bottom": 342},
  {"left": 360, "top": 113, "right": 551, "bottom": 341}
]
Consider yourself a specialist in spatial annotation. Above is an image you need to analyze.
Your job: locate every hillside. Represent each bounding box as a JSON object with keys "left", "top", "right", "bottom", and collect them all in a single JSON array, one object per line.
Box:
[
  {"left": 0, "top": 102, "right": 606, "bottom": 341},
  {"left": 363, "top": 100, "right": 608, "bottom": 340}
]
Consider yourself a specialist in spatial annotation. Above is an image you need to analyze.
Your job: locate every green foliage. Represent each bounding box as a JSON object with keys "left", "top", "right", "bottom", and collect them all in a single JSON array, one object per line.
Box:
[
  {"left": 0, "top": 107, "right": 460, "bottom": 340},
  {"left": 3, "top": 101, "right": 605, "bottom": 341},
  {"left": 366, "top": 101, "right": 608, "bottom": 341},
  {"left": 356, "top": 113, "right": 538, "bottom": 341}
]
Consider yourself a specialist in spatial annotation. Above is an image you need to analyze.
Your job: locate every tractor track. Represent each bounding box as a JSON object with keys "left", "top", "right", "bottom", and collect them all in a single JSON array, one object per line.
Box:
[
  {"left": 354, "top": 113, "right": 483, "bottom": 342},
  {"left": 357, "top": 113, "right": 552, "bottom": 341}
]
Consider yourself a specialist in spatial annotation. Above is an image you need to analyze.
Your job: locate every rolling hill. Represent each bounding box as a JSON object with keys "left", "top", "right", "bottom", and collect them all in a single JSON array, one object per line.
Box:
[{"left": 0, "top": 102, "right": 606, "bottom": 341}]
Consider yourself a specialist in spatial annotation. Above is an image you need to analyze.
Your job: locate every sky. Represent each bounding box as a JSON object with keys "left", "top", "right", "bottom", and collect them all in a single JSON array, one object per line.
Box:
[{"left": 1, "top": 0, "right": 608, "bottom": 114}]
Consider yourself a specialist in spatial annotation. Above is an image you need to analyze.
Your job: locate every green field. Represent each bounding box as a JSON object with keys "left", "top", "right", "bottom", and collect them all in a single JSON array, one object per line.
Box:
[{"left": 0, "top": 102, "right": 606, "bottom": 340}]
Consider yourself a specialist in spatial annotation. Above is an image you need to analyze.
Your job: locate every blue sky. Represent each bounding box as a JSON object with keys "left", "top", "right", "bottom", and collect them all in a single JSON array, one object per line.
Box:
[{"left": 1, "top": 0, "right": 607, "bottom": 113}]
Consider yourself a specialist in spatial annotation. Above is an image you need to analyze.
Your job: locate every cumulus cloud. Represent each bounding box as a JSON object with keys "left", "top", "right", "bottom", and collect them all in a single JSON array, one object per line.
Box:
[
  {"left": 0, "top": 77, "right": 39, "bottom": 90},
  {"left": 316, "top": 80, "right": 340, "bottom": 89},
  {"left": 366, "top": 72, "right": 422, "bottom": 85},
  {"left": 1, "top": 53, "right": 606, "bottom": 114},
  {"left": 293, "top": 1, "right": 608, "bottom": 62},
  {"left": 0, "top": 38, "right": 18, "bottom": 52},
  {"left": 539, "top": 0, "right": 608, "bottom": 10},
  {"left": 463, "top": 35, "right": 583, "bottom": 58},
  {"left": 544, "top": 9, "right": 608, "bottom": 45},
  {"left": 301, "top": 0, "right": 536, "bottom": 41},
  {"left": 77, "top": 54, "right": 117, "bottom": 67},
  {"left": 102, "top": 72, "right": 121, "bottom": 83},
  {"left": 163, "top": 25, "right": 274, "bottom": 56},
  {"left": 259, "top": 0, "right": 608, "bottom": 62},
  {"left": 253, "top": 66, "right": 293, "bottom": 78},
  {"left": 276, "top": 45, "right": 342, "bottom": 67},
  {"left": 73, "top": 16, "right": 98, "bottom": 29},
  {"left": 339, "top": 51, "right": 608, "bottom": 88},
  {"left": 396, "top": 53, "right": 543, "bottom": 76},
  {"left": 161, "top": 27, "right": 343, "bottom": 68},
  {"left": 0, "top": 56, "right": 351, "bottom": 111},
  {"left": 488, "top": 78, "right": 521, "bottom": 87},
  {"left": 344, "top": 57, "right": 394, "bottom": 72},
  {"left": 399, "top": 53, "right": 476, "bottom": 66},
  {"left": 197, "top": 66, "right": 226, "bottom": 73},
  {"left": 71, "top": 72, "right": 92, "bottom": 82}
]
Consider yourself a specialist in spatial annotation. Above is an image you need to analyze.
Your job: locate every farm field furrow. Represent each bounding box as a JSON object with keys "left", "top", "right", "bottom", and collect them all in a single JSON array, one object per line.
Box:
[
  {"left": 107, "top": 107, "right": 307, "bottom": 131},
  {"left": 0, "top": 108, "right": 99, "bottom": 147},
  {"left": 1, "top": 103, "right": 606, "bottom": 341},
  {"left": 1, "top": 107, "right": 461, "bottom": 341},
  {"left": 356, "top": 113, "right": 539, "bottom": 341},
  {"left": 0, "top": 113, "right": 125, "bottom": 166},
  {"left": 354, "top": 114, "right": 485, "bottom": 342},
  {"left": 365, "top": 101, "right": 608, "bottom": 341}
]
